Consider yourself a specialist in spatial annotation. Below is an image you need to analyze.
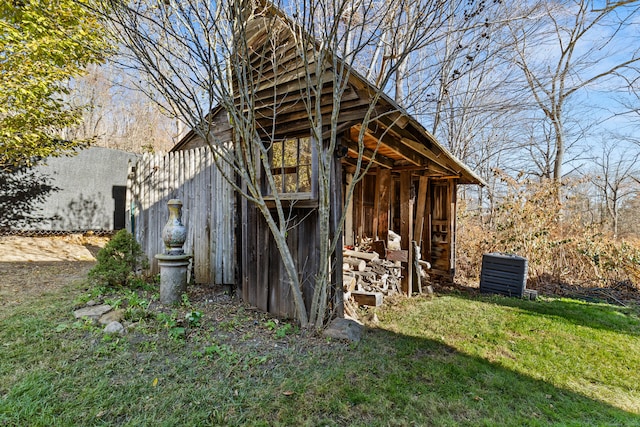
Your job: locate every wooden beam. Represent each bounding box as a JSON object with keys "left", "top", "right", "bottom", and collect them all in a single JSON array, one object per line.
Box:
[
  {"left": 330, "top": 150, "right": 344, "bottom": 317},
  {"left": 449, "top": 178, "right": 457, "bottom": 277},
  {"left": 351, "top": 291, "right": 383, "bottom": 307},
  {"left": 377, "top": 168, "right": 391, "bottom": 243},
  {"left": 399, "top": 171, "right": 412, "bottom": 296},
  {"left": 414, "top": 175, "right": 429, "bottom": 244},
  {"left": 384, "top": 110, "right": 410, "bottom": 129},
  {"left": 373, "top": 170, "right": 380, "bottom": 239},
  {"left": 322, "top": 120, "right": 359, "bottom": 141},
  {"left": 355, "top": 177, "right": 364, "bottom": 245},
  {"left": 343, "top": 140, "right": 394, "bottom": 169},
  {"left": 374, "top": 115, "right": 458, "bottom": 174},
  {"left": 359, "top": 125, "right": 424, "bottom": 166}
]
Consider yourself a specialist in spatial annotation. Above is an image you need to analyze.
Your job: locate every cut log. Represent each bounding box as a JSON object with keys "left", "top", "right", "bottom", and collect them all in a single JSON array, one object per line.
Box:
[
  {"left": 353, "top": 270, "right": 376, "bottom": 280},
  {"left": 343, "top": 292, "right": 360, "bottom": 320},
  {"left": 343, "top": 249, "right": 379, "bottom": 262},
  {"left": 351, "top": 291, "right": 383, "bottom": 307},
  {"left": 343, "top": 274, "right": 357, "bottom": 292},
  {"left": 343, "top": 257, "right": 366, "bottom": 272}
]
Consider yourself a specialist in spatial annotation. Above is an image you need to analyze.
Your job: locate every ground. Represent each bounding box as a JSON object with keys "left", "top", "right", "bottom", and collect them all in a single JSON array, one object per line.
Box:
[
  {"left": 1, "top": 236, "right": 639, "bottom": 425},
  {"left": 0, "top": 235, "right": 108, "bottom": 307},
  {"left": 0, "top": 234, "right": 330, "bottom": 348}
]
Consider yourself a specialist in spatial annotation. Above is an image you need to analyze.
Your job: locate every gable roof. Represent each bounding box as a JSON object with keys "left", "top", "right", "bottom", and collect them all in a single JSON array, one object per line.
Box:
[{"left": 172, "top": 2, "right": 485, "bottom": 186}]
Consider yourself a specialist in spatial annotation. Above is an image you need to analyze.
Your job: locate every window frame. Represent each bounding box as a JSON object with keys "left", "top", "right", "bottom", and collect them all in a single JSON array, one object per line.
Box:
[{"left": 262, "top": 135, "right": 318, "bottom": 204}]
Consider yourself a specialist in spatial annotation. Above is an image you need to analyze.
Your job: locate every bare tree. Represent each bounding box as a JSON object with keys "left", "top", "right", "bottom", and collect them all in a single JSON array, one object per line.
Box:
[
  {"left": 506, "top": 0, "right": 640, "bottom": 185},
  {"left": 63, "top": 64, "right": 178, "bottom": 153},
  {"left": 97, "top": 0, "right": 452, "bottom": 327},
  {"left": 590, "top": 139, "right": 640, "bottom": 238}
]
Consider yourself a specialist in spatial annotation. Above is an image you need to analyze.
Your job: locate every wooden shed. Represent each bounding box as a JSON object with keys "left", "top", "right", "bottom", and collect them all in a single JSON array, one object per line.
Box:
[{"left": 171, "top": 5, "right": 484, "bottom": 319}]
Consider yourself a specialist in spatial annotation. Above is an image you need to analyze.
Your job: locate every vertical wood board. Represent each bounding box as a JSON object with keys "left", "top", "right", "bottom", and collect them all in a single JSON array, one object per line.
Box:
[{"left": 127, "top": 148, "right": 235, "bottom": 285}]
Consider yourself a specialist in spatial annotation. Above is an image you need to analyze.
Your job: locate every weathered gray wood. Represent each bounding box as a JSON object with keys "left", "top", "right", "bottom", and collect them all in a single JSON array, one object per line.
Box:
[
  {"left": 400, "top": 171, "right": 412, "bottom": 296},
  {"left": 127, "top": 148, "right": 235, "bottom": 286},
  {"left": 195, "top": 148, "right": 207, "bottom": 283}
]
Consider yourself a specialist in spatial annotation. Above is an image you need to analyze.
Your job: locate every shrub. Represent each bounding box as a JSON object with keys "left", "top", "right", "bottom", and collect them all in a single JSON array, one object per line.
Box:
[
  {"left": 88, "top": 229, "right": 149, "bottom": 287},
  {"left": 456, "top": 176, "right": 565, "bottom": 283},
  {"left": 456, "top": 175, "right": 640, "bottom": 290}
]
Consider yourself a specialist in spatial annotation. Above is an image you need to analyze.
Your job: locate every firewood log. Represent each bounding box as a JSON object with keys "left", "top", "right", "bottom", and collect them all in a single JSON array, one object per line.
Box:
[{"left": 343, "top": 257, "right": 366, "bottom": 272}]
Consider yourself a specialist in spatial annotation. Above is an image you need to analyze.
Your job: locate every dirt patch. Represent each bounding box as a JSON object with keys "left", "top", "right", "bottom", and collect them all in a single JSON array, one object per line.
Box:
[
  {"left": 0, "top": 235, "right": 108, "bottom": 307},
  {"left": 0, "top": 235, "right": 108, "bottom": 262}
]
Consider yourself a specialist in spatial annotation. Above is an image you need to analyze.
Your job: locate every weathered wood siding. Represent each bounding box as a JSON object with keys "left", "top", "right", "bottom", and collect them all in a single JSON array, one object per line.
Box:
[
  {"left": 240, "top": 198, "right": 321, "bottom": 319},
  {"left": 175, "top": 110, "right": 233, "bottom": 151},
  {"left": 127, "top": 147, "right": 235, "bottom": 285}
]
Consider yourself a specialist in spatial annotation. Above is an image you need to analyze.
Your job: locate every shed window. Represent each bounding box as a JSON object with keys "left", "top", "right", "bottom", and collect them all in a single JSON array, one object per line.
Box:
[{"left": 268, "top": 137, "right": 313, "bottom": 197}]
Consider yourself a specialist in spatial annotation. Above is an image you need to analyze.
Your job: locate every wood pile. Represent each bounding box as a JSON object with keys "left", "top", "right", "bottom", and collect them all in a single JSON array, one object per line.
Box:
[{"left": 342, "top": 247, "right": 403, "bottom": 317}]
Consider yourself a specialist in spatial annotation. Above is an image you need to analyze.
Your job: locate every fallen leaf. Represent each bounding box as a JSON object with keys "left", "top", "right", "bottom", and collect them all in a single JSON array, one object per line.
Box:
[{"left": 152, "top": 377, "right": 159, "bottom": 387}]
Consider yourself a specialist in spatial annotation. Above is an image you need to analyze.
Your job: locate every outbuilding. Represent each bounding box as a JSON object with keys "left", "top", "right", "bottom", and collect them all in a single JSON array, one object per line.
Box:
[{"left": 130, "top": 4, "right": 484, "bottom": 320}]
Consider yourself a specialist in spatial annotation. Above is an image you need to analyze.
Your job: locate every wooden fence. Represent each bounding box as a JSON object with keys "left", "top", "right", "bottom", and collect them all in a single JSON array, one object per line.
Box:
[{"left": 126, "top": 147, "right": 235, "bottom": 285}]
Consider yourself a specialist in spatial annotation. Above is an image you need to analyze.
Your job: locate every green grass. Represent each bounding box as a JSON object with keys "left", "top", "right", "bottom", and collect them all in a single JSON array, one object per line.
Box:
[{"left": 1, "top": 281, "right": 640, "bottom": 426}]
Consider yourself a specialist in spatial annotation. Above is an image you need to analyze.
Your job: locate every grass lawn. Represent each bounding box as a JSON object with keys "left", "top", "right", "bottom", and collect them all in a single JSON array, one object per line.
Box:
[{"left": 1, "top": 277, "right": 639, "bottom": 426}]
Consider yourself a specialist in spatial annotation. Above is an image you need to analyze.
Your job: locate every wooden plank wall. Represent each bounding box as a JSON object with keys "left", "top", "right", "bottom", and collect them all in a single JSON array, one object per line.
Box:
[
  {"left": 126, "top": 147, "right": 235, "bottom": 285},
  {"left": 241, "top": 202, "right": 320, "bottom": 319}
]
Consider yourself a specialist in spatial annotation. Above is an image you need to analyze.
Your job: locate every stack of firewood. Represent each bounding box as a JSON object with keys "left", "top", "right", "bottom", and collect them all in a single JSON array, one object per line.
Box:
[{"left": 342, "top": 248, "right": 403, "bottom": 316}]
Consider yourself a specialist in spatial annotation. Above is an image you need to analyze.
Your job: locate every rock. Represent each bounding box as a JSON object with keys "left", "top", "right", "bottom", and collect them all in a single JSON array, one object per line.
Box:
[
  {"left": 104, "top": 321, "right": 125, "bottom": 335},
  {"left": 99, "top": 309, "right": 125, "bottom": 325},
  {"left": 86, "top": 299, "right": 97, "bottom": 306},
  {"left": 323, "top": 317, "right": 364, "bottom": 342},
  {"left": 73, "top": 304, "right": 112, "bottom": 320}
]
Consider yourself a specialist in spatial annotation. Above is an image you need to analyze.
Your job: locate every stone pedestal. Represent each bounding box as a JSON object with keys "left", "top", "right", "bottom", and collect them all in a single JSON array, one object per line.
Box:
[
  {"left": 156, "top": 254, "right": 191, "bottom": 305},
  {"left": 156, "top": 198, "right": 191, "bottom": 305}
]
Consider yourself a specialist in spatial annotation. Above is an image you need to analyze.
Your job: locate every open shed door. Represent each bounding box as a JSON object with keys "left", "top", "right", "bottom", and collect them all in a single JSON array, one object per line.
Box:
[{"left": 426, "top": 179, "right": 457, "bottom": 277}]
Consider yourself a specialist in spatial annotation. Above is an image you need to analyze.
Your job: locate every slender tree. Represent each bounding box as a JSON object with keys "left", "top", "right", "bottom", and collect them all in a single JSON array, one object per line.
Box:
[{"left": 590, "top": 139, "right": 640, "bottom": 238}]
